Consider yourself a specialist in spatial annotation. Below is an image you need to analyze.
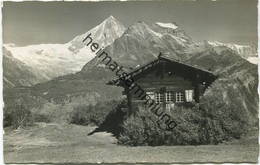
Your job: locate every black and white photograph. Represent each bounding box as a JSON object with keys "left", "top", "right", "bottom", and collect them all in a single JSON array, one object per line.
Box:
[{"left": 2, "top": 0, "right": 259, "bottom": 164}]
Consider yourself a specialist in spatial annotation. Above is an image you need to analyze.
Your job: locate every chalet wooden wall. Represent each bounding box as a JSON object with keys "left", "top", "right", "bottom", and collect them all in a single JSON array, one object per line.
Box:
[{"left": 110, "top": 57, "right": 217, "bottom": 114}]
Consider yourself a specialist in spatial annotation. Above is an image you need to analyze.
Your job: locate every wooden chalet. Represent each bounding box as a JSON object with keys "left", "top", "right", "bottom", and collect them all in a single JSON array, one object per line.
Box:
[{"left": 108, "top": 54, "right": 217, "bottom": 112}]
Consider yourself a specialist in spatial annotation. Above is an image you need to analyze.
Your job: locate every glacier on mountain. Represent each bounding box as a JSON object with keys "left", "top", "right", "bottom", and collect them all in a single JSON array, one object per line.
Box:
[
  {"left": 4, "top": 16, "right": 126, "bottom": 82},
  {"left": 156, "top": 22, "right": 178, "bottom": 30}
]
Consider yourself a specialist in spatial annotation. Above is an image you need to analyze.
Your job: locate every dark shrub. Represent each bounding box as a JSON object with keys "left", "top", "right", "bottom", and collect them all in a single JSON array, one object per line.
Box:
[
  {"left": 4, "top": 103, "right": 34, "bottom": 129},
  {"left": 3, "top": 110, "right": 12, "bottom": 128},
  {"left": 118, "top": 113, "right": 147, "bottom": 146},
  {"left": 118, "top": 103, "right": 247, "bottom": 146},
  {"left": 69, "top": 100, "right": 120, "bottom": 126},
  {"left": 69, "top": 104, "right": 94, "bottom": 126},
  {"left": 118, "top": 105, "right": 200, "bottom": 146},
  {"left": 200, "top": 85, "right": 250, "bottom": 140},
  {"left": 90, "top": 99, "right": 128, "bottom": 136}
]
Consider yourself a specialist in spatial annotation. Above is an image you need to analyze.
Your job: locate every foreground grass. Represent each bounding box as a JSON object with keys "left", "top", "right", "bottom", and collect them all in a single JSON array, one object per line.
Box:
[{"left": 4, "top": 122, "right": 259, "bottom": 163}]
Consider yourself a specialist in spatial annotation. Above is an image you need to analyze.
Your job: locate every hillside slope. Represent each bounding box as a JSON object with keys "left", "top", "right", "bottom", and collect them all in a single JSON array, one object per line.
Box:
[
  {"left": 3, "top": 47, "right": 48, "bottom": 89},
  {"left": 187, "top": 46, "right": 258, "bottom": 125}
]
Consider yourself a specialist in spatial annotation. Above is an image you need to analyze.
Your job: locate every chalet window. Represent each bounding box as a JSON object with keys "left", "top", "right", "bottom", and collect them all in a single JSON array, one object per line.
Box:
[
  {"left": 176, "top": 92, "right": 184, "bottom": 103},
  {"left": 185, "top": 90, "right": 194, "bottom": 102},
  {"left": 146, "top": 91, "right": 155, "bottom": 100},
  {"left": 165, "top": 91, "right": 173, "bottom": 102},
  {"left": 155, "top": 92, "right": 164, "bottom": 103}
]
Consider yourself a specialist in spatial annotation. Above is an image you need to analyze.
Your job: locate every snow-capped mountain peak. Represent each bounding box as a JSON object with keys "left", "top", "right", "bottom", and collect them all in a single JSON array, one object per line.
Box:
[
  {"left": 68, "top": 15, "right": 126, "bottom": 53},
  {"left": 4, "top": 16, "right": 126, "bottom": 85}
]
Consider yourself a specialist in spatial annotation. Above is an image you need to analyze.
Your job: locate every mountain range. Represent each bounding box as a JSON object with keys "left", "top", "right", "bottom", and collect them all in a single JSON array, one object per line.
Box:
[
  {"left": 3, "top": 16, "right": 125, "bottom": 87},
  {"left": 3, "top": 16, "right": 258, "bottom": 126},
  {"left": 3, "top": 16, "right": 258, "bottom": 88}
]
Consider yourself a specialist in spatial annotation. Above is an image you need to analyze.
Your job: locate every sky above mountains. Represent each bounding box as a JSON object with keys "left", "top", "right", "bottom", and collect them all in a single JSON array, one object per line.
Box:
[{"left": 3, "top": 0, "right": 257, "bottom": 46}]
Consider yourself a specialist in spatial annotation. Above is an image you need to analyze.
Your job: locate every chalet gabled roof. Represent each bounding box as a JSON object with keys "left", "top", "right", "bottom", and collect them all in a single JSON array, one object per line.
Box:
[
  {"left": 161, "top": 56, "right": 216, "bottom": 75},
  {"left": 107, "top": 55, "right": 217, "bottom": 86}
]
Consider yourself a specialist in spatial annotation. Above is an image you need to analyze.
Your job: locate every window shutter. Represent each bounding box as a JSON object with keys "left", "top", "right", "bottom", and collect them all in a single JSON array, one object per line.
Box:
[
  {"left": 184, "top": 90, "right": 188, "bottom": 102},
  {"left": 185, "top": 90, "right": 193, "bottom": 102}
]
